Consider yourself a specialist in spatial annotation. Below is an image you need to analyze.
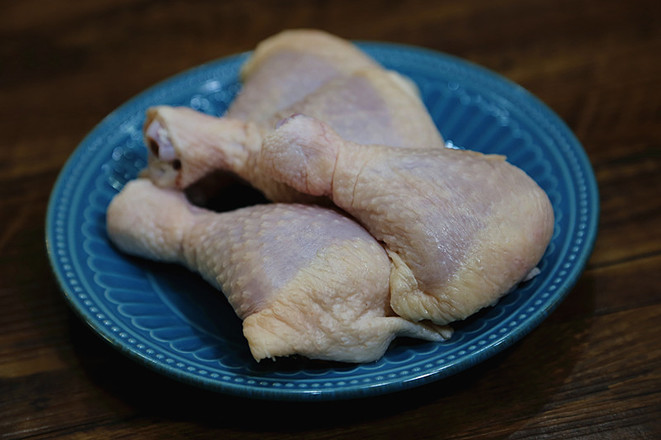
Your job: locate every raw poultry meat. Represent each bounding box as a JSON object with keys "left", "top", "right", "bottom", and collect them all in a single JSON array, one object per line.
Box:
[
  {"left": 144, "top": 30, "right": 443, "bottom": 202},
  {"left": 226, "top": 29, "right": 380, "bottom": 124},
  {"left": 106, "top": 178, "right": 451, "bottom": 362},
  {"left": 144, "top": 66, "right": 443, "bottom": 202},
  {"left": 270, "top": 67, "right": 442, "bottom": 148},
  {"left": 260, "top": 115, "right": 555, "bottom": 325}
]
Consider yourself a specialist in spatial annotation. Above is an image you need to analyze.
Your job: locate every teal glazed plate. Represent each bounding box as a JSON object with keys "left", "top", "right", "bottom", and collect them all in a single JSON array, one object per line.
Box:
[{"left": 46, "top": 43, "right": 599, "bottom": 401}]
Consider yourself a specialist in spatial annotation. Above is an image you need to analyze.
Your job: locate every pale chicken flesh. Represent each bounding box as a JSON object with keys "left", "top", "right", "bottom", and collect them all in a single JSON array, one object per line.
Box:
[
  {"left": 109, "top": 29, "right": 555, "bottom": 363},
  {"left": 226, "top": 29, "right": 380, "bottom": 124},
  {"left": 259, "top": 115, "right": 555, "bottom": 325},
  {"left": 106, "top": 179, "right": 451, "bottom": 363},
  {"left": 144, "top": 31, "right": 443, "bottom": 202}
]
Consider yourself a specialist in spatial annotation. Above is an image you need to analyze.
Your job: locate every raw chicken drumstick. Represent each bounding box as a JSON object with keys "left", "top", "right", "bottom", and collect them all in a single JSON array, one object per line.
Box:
[
  {"left": 106, "top": 178, "right": 451, "bottom": 363},
  {"left": 144, "top": 29, "right": 443, "bottom": 202},
  {"left": 260, "top": 115, "right": 555, "bottom": 325},
  {"left": 144, "top": 67, "right": 443, "bottom": 202},
  {"left": 226, "top": 29, "right": 381, "bottom": 124}
]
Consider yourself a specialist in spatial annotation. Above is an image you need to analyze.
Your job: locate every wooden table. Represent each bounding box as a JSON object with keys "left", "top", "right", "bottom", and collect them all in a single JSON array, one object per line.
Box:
[{"left": 2, "top": 0, "right": 659, "bottom": 438}]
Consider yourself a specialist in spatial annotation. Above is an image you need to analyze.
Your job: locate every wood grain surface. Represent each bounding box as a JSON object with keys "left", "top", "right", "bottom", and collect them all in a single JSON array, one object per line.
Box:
[{"left": 1, "top": 0, "right": 660, "bottom": 438}]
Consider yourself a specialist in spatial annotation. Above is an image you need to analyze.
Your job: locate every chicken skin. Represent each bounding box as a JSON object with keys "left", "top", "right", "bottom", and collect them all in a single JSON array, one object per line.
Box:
[
  {"left": 260, "top": 115, "right": 555, "bottom": 325},
  {"left": 106, "top": 179, "right": 451, "bottom": 362},
  {"left": 144, "top": 29, "right": 443, "bottom": 202},
  {"left": 226, "top": 29, "right": 380, "bottom": 124},
  {"left": 144, "top": 65, "right": 443, "bottom": 202}
]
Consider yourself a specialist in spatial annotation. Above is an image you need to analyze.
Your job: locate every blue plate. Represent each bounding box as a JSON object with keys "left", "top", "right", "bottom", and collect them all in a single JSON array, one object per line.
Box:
[{"left": 46, "top": 43, "right": 598, "bottom": 401}]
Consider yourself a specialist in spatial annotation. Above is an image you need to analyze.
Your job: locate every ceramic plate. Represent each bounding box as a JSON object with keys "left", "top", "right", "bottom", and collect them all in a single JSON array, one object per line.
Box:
[{"left": 46, "top": 43, "right": 598, "bottom": 401}]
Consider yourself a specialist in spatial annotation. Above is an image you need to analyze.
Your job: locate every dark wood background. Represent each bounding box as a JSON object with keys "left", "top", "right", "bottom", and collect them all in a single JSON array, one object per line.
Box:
[{"left": 1, "top": 0, "right": 660, "bottom": 438}]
